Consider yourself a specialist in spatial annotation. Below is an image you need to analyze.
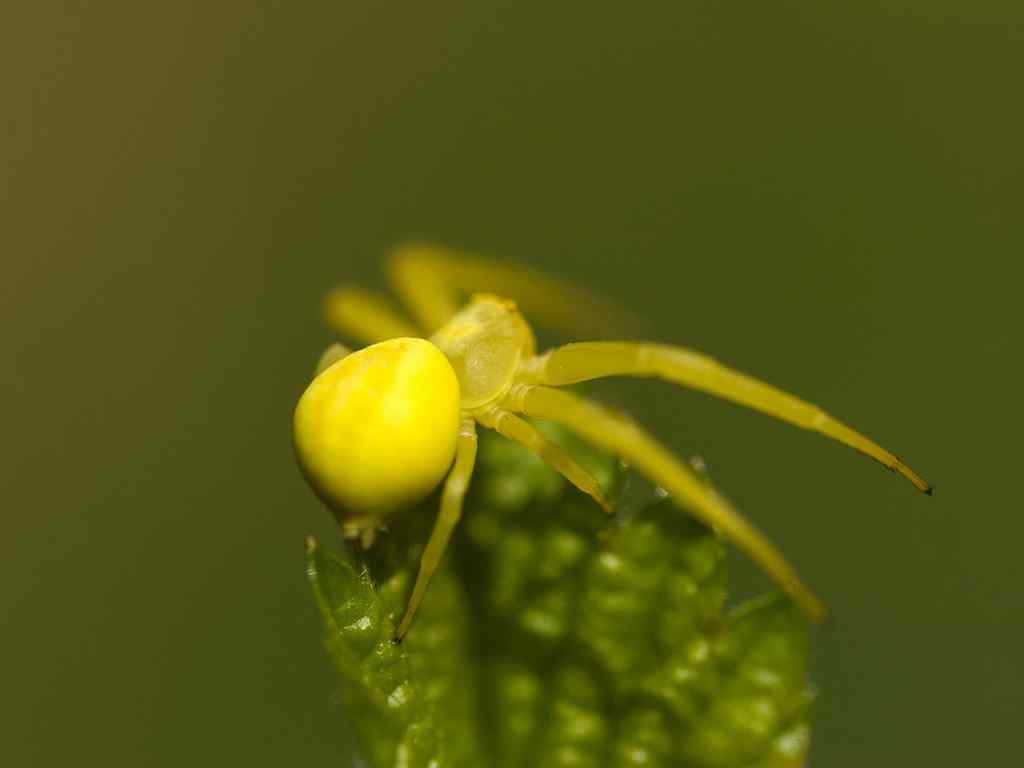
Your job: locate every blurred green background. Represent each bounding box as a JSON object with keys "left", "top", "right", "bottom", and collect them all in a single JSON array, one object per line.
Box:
[{"left": 2, "top": 2, "right": 1020, "bottom": 765}]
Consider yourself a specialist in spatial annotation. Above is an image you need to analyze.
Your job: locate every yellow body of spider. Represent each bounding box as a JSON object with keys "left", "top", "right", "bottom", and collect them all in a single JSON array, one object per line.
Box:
[
  {"left": 294, "top": 338, "right": 460, "bottom": 514},
  {"left": 293, "top": 244, "right": 931, "bottom": 640}
]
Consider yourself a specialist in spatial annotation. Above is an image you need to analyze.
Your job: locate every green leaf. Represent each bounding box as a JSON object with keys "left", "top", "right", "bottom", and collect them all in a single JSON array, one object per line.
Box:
[{"left": 307, "top": 422, "right": 814, "bottom": 767}]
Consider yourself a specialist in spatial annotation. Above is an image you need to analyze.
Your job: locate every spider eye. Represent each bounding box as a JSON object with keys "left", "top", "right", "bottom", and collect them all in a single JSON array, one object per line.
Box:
[{"left": 293, "top": 338, "right": 461, "bottom": 514}]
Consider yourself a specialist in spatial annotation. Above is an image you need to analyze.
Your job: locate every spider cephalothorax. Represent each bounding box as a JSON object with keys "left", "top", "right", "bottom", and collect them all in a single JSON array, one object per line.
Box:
[{"left": 294, "top": 244, "right": 930, "bottom": 639}]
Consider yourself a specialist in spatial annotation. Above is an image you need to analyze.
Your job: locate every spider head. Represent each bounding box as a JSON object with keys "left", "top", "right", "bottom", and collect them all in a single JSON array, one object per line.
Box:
[
  {"left": 293, "top": 337, "right": 461, "bottom": 519},
  {"left": 431, "top": 294, "right": 536, "bottom": 409}
]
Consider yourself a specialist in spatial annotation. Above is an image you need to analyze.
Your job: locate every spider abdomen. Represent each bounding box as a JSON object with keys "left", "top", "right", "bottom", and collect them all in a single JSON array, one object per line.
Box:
[{"left": 293, "top": 337, "right": 461, "bottom": 517}]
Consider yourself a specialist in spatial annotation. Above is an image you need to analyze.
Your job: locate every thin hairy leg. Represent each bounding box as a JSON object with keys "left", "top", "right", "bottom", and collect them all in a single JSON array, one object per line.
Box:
[
  {"left": 388, "top": 243, "right": 645, "bottom": 337},
  {"left": 519, "top": 342, "right": 930, "bottom": 493},
  {"left": 323, "top": 286, "right": 421, "bottom": 344},
  {"left": 475, "top": 406, "right": 611, "bottom": 512},
  {"left": 396, "top": 416, "right": 478, "bottom": 641},
  {"left": 503, "top": 384, "right": 827, "bottom": 622}
]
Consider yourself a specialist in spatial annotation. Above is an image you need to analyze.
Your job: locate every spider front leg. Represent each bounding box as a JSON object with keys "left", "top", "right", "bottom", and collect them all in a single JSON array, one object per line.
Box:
[
  {"left": 388, "top": 243, "right": 645, "bottom": 337},
  {"left": 519, "top": 341, "right": 931, "bottom": 493},
  {"left": 396, "top": 415, "right": 478, "bottom": 641},
  {"left": 474, "top": 405, "right": 612, "bottom": 512},
  {"left": 502, "top": 384, "right": 828, "bottom": 623}
]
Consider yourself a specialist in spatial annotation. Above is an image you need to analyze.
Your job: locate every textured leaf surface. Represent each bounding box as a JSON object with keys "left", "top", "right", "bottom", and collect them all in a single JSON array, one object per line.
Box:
[{"left": 307, "top": 423, "right": 814, "bottom": 767}]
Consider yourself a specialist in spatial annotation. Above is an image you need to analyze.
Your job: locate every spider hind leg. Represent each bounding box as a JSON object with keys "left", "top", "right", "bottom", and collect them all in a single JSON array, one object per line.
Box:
[
  {"left": 313, "top": 343, "right": 351, "bottom": 376},
  {"left": 396, "top": 416, "right": 478, "bottom": 641},
  {"left": 323, "top": 286, "right": 420, "bottom": 345},
  {"left": 475, "top": 405, "right": 612, "bottom": 513}
]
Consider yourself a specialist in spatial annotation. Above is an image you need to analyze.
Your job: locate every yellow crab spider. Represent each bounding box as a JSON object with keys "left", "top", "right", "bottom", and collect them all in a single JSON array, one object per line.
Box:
[{"left": 293, "top": 244, "right": 930, "bottom": 640}]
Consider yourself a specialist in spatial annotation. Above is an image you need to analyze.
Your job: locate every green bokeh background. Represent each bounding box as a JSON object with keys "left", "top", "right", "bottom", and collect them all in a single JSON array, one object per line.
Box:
[{"left": 2, "top": 2, "right": 1020, "bottom": 765}]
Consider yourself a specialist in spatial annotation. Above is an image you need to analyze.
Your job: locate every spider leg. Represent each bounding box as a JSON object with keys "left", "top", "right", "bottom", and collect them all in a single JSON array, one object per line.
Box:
[
  {"left": 323, "top": 286, "right": 420, "bottom": 344},
  {"left": 388, "top": 242, "right": 645, "bottom": 337},
  {"left": 502, "top": 384, "right": 827, "bottom": 623},
  {"left": 520, "top": 342, "right": 931, "bottom": 494},
  {"left": 313, "top": 343, "right": 351, "bottom": 376},
  {"left": 396, "top": 415, "right": 478, "bottom": 641},
  {"left": 474, "top": 405, "right": 612, "bottom": 512}
]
